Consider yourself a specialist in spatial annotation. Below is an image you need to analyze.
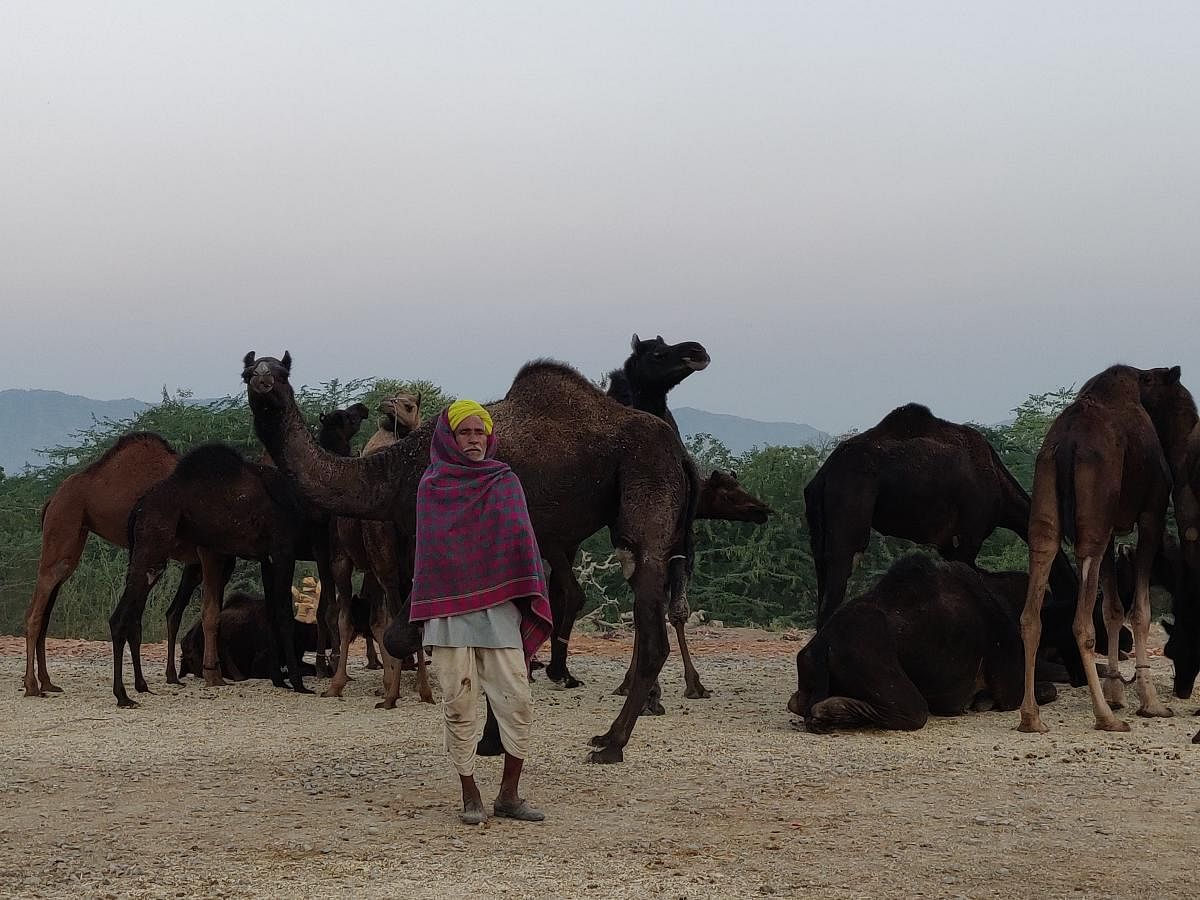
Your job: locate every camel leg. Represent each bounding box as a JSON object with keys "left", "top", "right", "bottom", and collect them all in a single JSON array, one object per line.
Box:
[
  {"left": 1099, "top": 553, "right": 1127, "bottom": 710},
  {"left": 24, "top": 526, "right": 86, "bottom": 696},
  {"left": 110, "top": 566, "right": 161, "bottom": 708},
  {"left": 33, "top": 585, "right": 63, "bottom": 694},
  {"left": 589, "top": 558, "right": 671, "bottom": 763},
  {"left": 614, "top": 630, "right": 636, "bottom": 696},
  {"left": 268, "top": 554, "right": 310, "bottom": 694},
  {"left": 546, "top": 548, "right": 586, "bottom": 688},
  {"left": 1017, "top": 547, "right": 1056, "bottom": 734},
  {"left": 312, "top": 533, "right": 334, "bottom": 678},
  {"left": 674, "top": 619, "right": 711, "bottom": 699},
  {"left": 364, "top": 633, "right": 382, "bottom": 669},
  {"left": 198, "top": 550, "right": 227, "bottom": 688},
  {"left": 414, "top": 647, "right": 433, "bottom": 704},
  {"left": 164, "top": 563, "right": 203, "bottom": 685},
  {"left": 323, "top": 549, "right": 357, "bottom": 697},
  {"left": 1073, "top": 553, "right": 1129, "bottom": 732},
  {"left": 1133, "top": 517, "right": 1173, "bottom": 718}
]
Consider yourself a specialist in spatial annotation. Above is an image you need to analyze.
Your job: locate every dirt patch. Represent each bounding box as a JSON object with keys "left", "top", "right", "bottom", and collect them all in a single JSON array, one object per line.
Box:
[{"left": 2, "top": 628, "right": 1197, "bottom": 898}]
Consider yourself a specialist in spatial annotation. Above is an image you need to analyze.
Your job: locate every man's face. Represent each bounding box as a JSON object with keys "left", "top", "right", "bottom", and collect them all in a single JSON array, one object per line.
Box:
[{"left": 454, "top": 415, "right": 488, "bottom": 460}]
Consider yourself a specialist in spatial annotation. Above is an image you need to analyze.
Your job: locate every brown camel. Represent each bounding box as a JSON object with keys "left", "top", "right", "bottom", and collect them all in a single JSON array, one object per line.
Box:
[
  {"left": 22, "top": 433, "right": 202, "bottom": 697},
  {"left": 325, "top": 391, "right": 431, "bottom": 707},
  {"left": 362, "top": 391, "right": 422, "bottom": 456},
  {"left": 244, "top": 351, "right": 693, "bottom": 763},
  {"left": 1018, "top": 364, "right": 1197, "bottom": 734},
  {"left": 111, "top": 443, "right": 317, "bottom": 707}
]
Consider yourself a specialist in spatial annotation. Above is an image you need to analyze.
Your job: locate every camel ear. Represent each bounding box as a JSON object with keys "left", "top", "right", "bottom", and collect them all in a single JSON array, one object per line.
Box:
[
  {"left": 243, "top": 351, "right": 256, "bottom": 368},
  {"left": 1168, "top": 365, "right": 1181, "bottom": 383},
  {"left": 631, "top": 333, "right": 640, "bottom": 352},
  {"left": 318, "top": 412, "right": 328, "bottom": 424},
  {"left": 351, "top": 402, "right": 369, "bottom": 419},
  {"left": 656, "top": 334, "right": 664, "bottom": 343},
  {"left": 281, "top": 351, "right": 292, "bottom": 371}
]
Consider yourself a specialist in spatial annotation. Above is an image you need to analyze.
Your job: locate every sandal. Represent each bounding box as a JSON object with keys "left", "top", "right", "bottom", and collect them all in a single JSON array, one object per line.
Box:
[{"left": 493, "top": 798, "right": 545, "bottom": 822}]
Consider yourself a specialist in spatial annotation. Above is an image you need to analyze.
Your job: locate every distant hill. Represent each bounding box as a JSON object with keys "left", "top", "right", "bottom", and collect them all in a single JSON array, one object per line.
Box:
[
  {"left": 0, "top": 388, "right": 831, "bottom": 474},
  {"left": 0, "top": 390, "right": 150, "bottom": 474},
  {"left": 673, "top": 406, "right": 830, "bottom": 454}
]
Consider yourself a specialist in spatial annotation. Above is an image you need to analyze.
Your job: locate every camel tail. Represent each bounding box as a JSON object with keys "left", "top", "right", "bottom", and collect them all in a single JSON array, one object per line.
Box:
[
  {"left": 803, "top": 469, "right": 828, "bottom": 620},
  {"left": 1054, "top": 440, "right": 1078, "bottom": 545}
]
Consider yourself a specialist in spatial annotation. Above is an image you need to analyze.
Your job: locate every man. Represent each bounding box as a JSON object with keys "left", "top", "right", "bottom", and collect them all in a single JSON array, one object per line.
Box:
[{"left": 409, "top": 399, "right": 554, "bottom": 825}]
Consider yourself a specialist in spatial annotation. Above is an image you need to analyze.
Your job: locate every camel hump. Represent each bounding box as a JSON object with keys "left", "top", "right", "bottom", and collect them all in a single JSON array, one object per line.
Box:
[
  {"left": 173, "top": 443, "right": 247, "bottom": 482},
  {"left": 877, "top": 403, "right": 938, "bottom": 435}
]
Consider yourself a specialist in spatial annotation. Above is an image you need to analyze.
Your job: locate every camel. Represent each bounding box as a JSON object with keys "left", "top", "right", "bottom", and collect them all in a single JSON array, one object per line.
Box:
[
  {"left": 254, "top": 402, "right": 369, "bottom": 677},
  {"left": 243, "top": 351, "right": 694, "bottom": 763},
  {"left": 788, "top": 555, "right": 1061, "bottom": 733},
  {"left": 159, "top": 403, "right": 371, "bottom": 684},
  {"left": 111, "top": 443, "right": 317, "bottom": 707},
  {"left": 325, "top": 390, "right": 430, "bottom": 706},
  {"left": 805, "top": 403, "right": 1081, "bottom": 621},
  {"left": 362, "top": 391, "right": 422, "bottom": 456},
  {"left": 22, "top": 433, "right": 202, "bottom": 697},
  {"left": 545, "top": 334, "right": 709, "bottom": 702},
  {"left": 1018, "top": 365, "right": 1197, "bottom": 734}
]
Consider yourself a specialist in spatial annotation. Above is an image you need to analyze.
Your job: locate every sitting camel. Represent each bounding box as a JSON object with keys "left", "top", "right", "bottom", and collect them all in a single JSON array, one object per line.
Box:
[
  {"left": 22, "top": 433, "right": 202, "bottom": 697},
  {"left": 788, "top": 555, "right": 1060, "bottom": 732},
  {"left": 1018, "top": 364, "right": 1197, "bottom": 734}
]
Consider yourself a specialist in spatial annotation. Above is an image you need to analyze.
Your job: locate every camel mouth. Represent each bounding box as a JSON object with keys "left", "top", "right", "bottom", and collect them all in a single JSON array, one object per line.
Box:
[
  {"left": 685, "top": 356, "right": 711, "bottom": 372},
  {"left": 250, "top": 375, "right": 275, "bottom": 394}
]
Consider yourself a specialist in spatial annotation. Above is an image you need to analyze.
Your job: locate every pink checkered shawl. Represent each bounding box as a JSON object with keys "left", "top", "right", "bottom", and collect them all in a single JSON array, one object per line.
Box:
[{"left": 408, "top": 411, "right": 552, "bottom": 660}]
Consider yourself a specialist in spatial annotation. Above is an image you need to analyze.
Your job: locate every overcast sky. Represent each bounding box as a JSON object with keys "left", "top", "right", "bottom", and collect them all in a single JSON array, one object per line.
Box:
[{"left": 3, "top": 3, "right": 1198, "bottom": 432}]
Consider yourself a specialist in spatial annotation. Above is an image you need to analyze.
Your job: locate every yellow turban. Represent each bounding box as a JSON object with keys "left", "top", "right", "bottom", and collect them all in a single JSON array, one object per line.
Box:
[{"left": 447, "top": 399, "right": 493, "bottom": 435}]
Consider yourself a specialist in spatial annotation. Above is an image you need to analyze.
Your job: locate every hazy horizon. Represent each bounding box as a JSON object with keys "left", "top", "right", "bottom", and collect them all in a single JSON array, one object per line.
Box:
[{"left": 4, "top": 3, "right": 1199, "bottom": 433}]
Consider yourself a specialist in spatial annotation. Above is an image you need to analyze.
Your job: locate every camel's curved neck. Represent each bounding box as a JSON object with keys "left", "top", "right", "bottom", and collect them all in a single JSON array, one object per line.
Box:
[{"left": 251, "top": 397, "right": 403, "bottom": 521}]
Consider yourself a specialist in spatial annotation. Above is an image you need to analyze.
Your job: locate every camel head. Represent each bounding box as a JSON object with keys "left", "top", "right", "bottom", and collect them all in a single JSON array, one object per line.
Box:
[
  {"left": 242, "top": 350, "right": 294, "bottom": 411},
  {"left": 1138, "top": 365, "right": 1197, "bottom": 447},
  {"left": 378, "top": 391, "right": 422, "bottom": 435},
  {"left": 698, "top": 470, "right": 772, "bottom": 524},
  {"left": 625, "top": 333, "right": 711, "bottom": 394},
  {"left": 318, "top": 403, "right": 370, "bottom": 451},
  {"left": 1164, "top": 591, "right": 1200, "bottom": 700}
]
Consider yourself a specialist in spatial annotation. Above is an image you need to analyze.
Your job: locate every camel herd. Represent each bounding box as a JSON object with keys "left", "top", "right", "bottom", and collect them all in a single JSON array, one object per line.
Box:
[{"left": 18, "top": 340, "right": 1200, "bottom": 755}]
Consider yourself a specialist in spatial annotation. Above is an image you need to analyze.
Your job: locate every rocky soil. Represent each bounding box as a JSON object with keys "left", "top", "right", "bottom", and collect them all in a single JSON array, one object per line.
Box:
[{"left": 1, "top": 627, "right": 1197, "bottom": 899}]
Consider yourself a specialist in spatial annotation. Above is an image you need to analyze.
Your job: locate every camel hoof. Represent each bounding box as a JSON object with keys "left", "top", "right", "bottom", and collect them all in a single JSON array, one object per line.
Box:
[
  {"left": 589, "top": 732, "right": 615, "bottom": 749},
  {"left": 1193, "top": 729, "right": 1200, "bottom": 744},
  {"left": 612, "top": 684, "right": 630, "bottom": 697},
  {"left": 41, "top": 682, "right": 63, "bottom": 694},
  {"left": 374, "top": 700, "right": 397, "bottom": 710},
  {"left": 563, "top": 675, "right": 582, "bottom": 689},
  {"left": 117, "top": 698, "right": 140, "bottom": 709},
  {"left": 1137, "top": 705, "right": 1174, "bottom": 718},
  {"left": 134, "top": 682, "right": 151, "bottom": 694},
  {"left": 204, "top": 675, "right": 226, "bottom": 687},
  {"left": 684, "top": 685, "right": 712, "bottom": 700},
  {"left": 641, "top": 701, "right": 666, "bottom": 717},
  {"left": 1095, "top": 718, "right": 1131, "bottom": 733},
  {"left": 365, "top": 662, "right": 383, "bottom": 671},
  {"left": 165, "top": 676, "right": 182, "bottom": 686},
  {"left": 321, "top": 685, "right": 346, "bottom": 699},
  {"left": 1017, "top": 715, "right": 1049, "bottom": 734},
  {"left": 587, "top": 745, "right": 624, "bottom": 764}
]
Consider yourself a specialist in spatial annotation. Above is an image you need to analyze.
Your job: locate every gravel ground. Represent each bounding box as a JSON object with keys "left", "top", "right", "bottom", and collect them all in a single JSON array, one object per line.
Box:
[{"left": 2, "top": 627, "right": 1198, "bottom": 899}]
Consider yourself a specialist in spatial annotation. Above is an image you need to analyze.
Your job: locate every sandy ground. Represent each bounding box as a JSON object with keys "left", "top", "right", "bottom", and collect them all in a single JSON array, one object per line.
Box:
[{"left": 2, "top": 627, "right": 1198, "bottom": 900}]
